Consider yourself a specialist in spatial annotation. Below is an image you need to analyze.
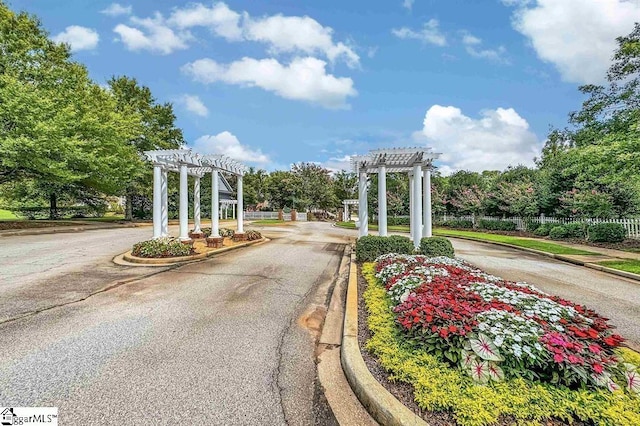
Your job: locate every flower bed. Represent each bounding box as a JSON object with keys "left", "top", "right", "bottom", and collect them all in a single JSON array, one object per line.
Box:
[
  {"left": 131, "top": 237, "right": 193, "bottom": 258},
  {"left": 362, "top": 254, "right": 640, "bottom": 425}
]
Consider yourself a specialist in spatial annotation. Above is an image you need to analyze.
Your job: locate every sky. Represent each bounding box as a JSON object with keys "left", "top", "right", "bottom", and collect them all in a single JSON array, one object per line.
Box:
[{"left": 7, "top": 0, "right": 640, "bottom": 174}]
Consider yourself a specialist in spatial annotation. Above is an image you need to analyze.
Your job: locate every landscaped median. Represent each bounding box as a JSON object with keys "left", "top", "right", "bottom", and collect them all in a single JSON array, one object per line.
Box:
[
  {"left": 345, "top": 247, "right": 640, "bottom": 425},
  {"left": 122, "top": 229, "right": 266, "bottom": 265}
]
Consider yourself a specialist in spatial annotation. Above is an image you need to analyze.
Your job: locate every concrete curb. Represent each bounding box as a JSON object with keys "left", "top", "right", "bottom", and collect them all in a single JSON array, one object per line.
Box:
[
  {"left": 0, "top": 223, "right": 144, "bottom": 237},
  {"left": 120, "top": 237, "right": 269, "bottom": 266},
  {"left": 436, "top": 234, "right": 640, "bottom": 283},
  {"left": 341, "top": 253, "right": 428, "bottom": 426}
]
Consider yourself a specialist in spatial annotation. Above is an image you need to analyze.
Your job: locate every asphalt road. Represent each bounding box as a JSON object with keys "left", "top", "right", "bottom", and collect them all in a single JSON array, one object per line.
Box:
[
  {"left": 452, "top": 238, "right": 640, "bottom": 350},
  {"left": 0, "top": 222, "right": 353, "bottom": 425}
]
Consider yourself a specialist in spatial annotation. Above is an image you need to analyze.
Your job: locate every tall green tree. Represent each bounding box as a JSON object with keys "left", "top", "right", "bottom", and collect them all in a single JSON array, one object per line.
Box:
[{"left": 108, "top": 76, "right": 184, "bottom": 219}]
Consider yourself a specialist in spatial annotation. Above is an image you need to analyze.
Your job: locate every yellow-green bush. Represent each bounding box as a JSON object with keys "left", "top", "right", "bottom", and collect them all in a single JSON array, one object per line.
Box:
[{"left": 361, "top": 263, "right": 640, "bottom": 426}]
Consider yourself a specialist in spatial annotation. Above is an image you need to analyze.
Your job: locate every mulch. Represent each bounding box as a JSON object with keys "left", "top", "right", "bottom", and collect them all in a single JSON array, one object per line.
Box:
[{"left": 356, "top": 265, "right": 580, "bottom": 426}]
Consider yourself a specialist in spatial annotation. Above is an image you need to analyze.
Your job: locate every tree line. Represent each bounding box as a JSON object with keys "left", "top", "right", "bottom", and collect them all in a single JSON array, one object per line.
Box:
[
  {"left": 0, "top": 3, "right": 183, "bottom": 219},
  {"left": 1, "top": 1, "right": 638, "bottom": 221}
]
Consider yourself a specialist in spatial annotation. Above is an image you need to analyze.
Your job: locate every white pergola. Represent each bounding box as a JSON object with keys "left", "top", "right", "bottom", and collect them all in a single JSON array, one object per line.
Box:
[
  {"left": 144, "top": 149, "right": 248, "bottom": 241},
  {"left": 352, "top": 147, "right": 441, "bottom": 248},
  {"left": 220, "top": 199, "right": 238, "bottom": 220},
  {"left": 341, "top": 199, "right": 358, "bottom": 222}
]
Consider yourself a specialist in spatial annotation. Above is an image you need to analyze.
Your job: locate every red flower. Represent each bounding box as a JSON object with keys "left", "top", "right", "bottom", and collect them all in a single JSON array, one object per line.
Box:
[{"left": 554, "top": 353, "right": 565, "bottom": 363}]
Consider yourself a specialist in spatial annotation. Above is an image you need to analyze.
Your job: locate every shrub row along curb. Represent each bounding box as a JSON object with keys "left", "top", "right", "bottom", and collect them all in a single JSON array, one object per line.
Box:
[
  {"left": 122, "top": 238, "right": 268, "bottom": 266},
  {"left": 341, "top": 252, "right": 429, "bottom": 426},
  {"left": 437, "top": 233, "right": 640, "bottom": 284}
]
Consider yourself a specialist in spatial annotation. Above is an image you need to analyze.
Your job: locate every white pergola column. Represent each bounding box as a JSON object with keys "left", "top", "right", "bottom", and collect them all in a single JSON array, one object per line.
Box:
[
  {"left": 152, "top": 164, "right": 162, "bottom": 239},
  {"left": 412, "top": 164, "right": 423, "bottom": 248},
  {"left": 378, "top": 164, "right": 387, "bottom": 236},
  {"left": 179, "top": 164, "right": 190, "bottom": 241},
  {"left": 211, "top": 170, "right": 220, "bottom": 237},
  {"left": 193, "top": 176, "right": 201, "bottom": 233},
  {"left": 161, "top": 169, "right": 168, "bottom": 237},
  {"left": 237, "top": 176, "right": 244, "bottom": 233},
  {"left": 423, "top": 166, "right": 432, "bottom": 238},
  {"left": 232, "top": 203, "right": 235, "bottom": 219},
  {"left": 409, "top": 172, "right": 414, "bottom": 239},
  {"left": 358, "top": 171, "right": 368, "bottom": 238},
  {"left": 343, "top": 201, "right": 347, "bottom": 221}
]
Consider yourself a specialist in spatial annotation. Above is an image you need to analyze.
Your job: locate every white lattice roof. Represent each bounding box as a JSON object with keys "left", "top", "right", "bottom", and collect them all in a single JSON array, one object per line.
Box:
[
  {"left": 351, "top": 147, "right": 441, "bottom": 173},
  {"left": 144, "top": 149, "right": 248, "bottom": 176}
]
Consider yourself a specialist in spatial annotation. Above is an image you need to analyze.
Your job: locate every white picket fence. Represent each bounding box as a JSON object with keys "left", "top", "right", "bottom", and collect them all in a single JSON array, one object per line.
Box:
[{"left": 437, "top": 214, "right": 640, "bottom": 239}]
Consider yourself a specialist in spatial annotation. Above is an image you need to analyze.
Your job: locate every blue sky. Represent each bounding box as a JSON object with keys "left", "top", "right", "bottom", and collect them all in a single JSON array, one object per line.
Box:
[{"left": 8, "top": 0, "right": 639, "bottom": 174}]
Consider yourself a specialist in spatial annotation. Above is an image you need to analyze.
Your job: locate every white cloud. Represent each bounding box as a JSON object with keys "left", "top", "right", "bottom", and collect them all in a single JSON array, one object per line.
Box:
[
  {"left": 167, "top": 2, "right": 242, "bottom": 41},
  {"left": 182, "top": 56, "right": 357, "bottom": 109},
  {"left": 462, "top": 31, "right": 508, "bottom": 63},
  {"left": 243, "top": 14, "right": 360, "bottom": 68},
  {"left": 505, "top": 0, "right": 640, "bottom": 84},
  {"left": 321, "top": 155, "right": 353, "bottom": 173},
  {"left": 101, "top": 3, "right": 132, "bottom": 17},
  {"left": 113, "top": 12, "right": 191, "bottom": 54},
  {"left": 402, "top": 0, "right": 415, "bottom": 11},
  {"left": 192, "top": 131, "right": 270, "bottom": 164},
  {"left": 52, "top": 26, "right": 99, "bottom": 52},
  {"left": 178, "top": 95, "right": 208, "bottom": 117},
  {"left": 124, "top": 3, "right": 359, "bottom": 67},
  {"left": 416, "top": 105, "right": 541, "bottom": 172},
  {"left": 392, "top": 19, "right": 447, "bottom": 46}
]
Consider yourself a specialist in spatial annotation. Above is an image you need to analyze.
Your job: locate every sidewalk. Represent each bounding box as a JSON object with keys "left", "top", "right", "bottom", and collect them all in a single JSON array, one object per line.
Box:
[{"left": 0, "top": 221, "right": 144, "bottom": 237}]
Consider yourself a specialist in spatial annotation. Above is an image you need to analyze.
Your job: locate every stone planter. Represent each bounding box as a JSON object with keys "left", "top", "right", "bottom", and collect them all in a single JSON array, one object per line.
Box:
[
  {"left": 233, "top": 232, "right": 246, "bottom": 242},
  {"left": 189, "top": 231, "right": 205, "bottom": 239},
  {"left": 180, "top": 239, "right": 194, "bottom": 246},
  {"left": 205, "top": 236, "right": 224, "bottom": 248}
]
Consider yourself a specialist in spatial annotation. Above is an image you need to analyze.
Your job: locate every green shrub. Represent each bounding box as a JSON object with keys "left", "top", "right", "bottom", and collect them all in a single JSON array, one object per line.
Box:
[
  {"left": 441, "top": 219, "right": 474, "bottom": 229},
  {"left": 355, "top": 235, "right": 414, "bottom": 262},
  {"left": 533, "top": 223, "right": 552, "bottom": 236},
  {"left": 219, "top": 228, "right": 235, "bottom": 238},
  {"left": 245, "top": 229, "right": 262, "bottom": 241},
  {"left": 563, "top": 222, "right": 587, "bottom": 239},
  {"left": 588, "top": 223, "right": 626, "bottom": 243},
  {"left": 193, "top": 227, "right": 212, "bottom": 237},
  {"left": 524, "top": 220, "right": 541, "bottom": 232},
  {"left": 387, "top": 216, "right": 410, "bottom": 226},
  {"left": 478, "top": 219, "right": 517, "bottom": 231},
  {"left": 131, "top": 237, "right": 193, "bottom": 258},
  {"left": 419, "top": 237, "right": 455, "bottom": 258},
  {"left": 549, "top": 225, "right": 570, "bottom": 240}
]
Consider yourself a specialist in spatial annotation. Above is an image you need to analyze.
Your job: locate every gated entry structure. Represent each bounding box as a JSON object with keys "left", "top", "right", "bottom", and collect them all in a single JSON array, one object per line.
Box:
[
  {"left": 144, "top": 149, "right": 248, "bottom": 242},
  {"left": 352, "top": 147, "right": 441, "bottom": 248}
]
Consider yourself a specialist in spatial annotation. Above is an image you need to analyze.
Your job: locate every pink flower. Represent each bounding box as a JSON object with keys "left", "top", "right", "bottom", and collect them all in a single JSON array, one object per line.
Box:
[{"left": 554, "top": 353, "right": 565, "bottom": 363}]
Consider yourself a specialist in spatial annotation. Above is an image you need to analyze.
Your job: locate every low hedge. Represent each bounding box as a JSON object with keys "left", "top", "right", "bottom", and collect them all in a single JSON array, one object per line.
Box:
[
  {"left": 441, "top": 219, "right": 474, "bottom": 229},
  {"left": 387, "top": 216, "right": 411, "bottom": 226},
  {"left": 549, "top": 225, "right": 569, "bottom": 240},
  {"left": 132, "top": 237, "right": 193, "bottom": 258},
  {"left": 355, "top": 235, "right": 414, "bottom": 262},
  {"left": 563, "top": 222, "right": 587, "bottom": 239},
  {"left": 477, "top": 219, "right": 517, "bottom": 232},
  {"left": 532, "top": 223, "right": 552, "bottom": 236},
  {"left": 419, "top": 237, "right": 455, "bottom": 258},
  {"left": 588, "top": 223, "right": 626, "bottom": 243}
]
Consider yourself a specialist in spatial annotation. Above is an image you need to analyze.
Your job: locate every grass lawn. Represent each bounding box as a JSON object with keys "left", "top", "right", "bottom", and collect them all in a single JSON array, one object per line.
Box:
[
  {"left": 0, "top": 209, "right": 18, "bottom": 220},
  {"left": 251, "top": 219, "right": 288, "bottom": 225},
  {"left": 597, "top": 259, "right": 640, "bottom": 274},
  {"left": 336, "top": 221, "right": 595, "bottom": 255},
  {"left": 434, "top": 228, "right": 596, "bottom": 255}
]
